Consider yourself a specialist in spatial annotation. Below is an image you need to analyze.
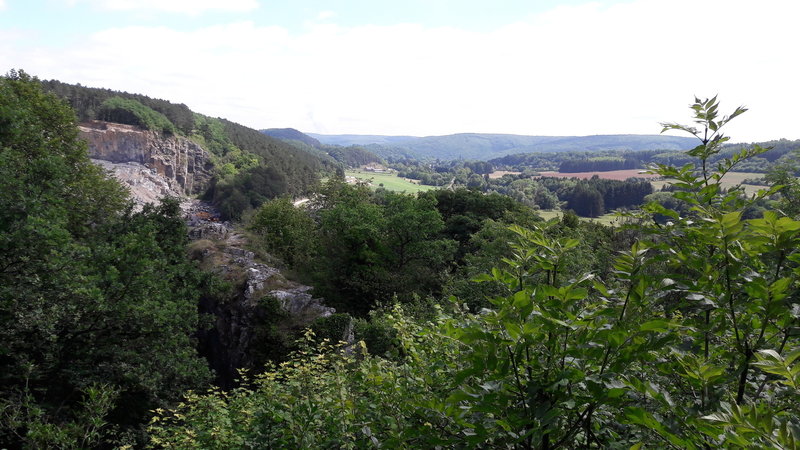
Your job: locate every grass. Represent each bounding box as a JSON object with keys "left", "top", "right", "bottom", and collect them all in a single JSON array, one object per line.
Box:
[
  {"left": 537, "top": 209, "right": 624, "bottom": 226},
  {"left": 346, "top": 170, "right": 436, "bottom": 193}
]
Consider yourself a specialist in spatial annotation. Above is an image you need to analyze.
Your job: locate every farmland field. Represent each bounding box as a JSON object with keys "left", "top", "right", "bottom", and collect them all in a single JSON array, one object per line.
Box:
[
  {"left": 346, "top": 170, "right": 436, "bottom": 193},
  {"left": 488, "top": 170, "right": 522, "bottom": 179},
  {"left": 537, "top": 169, "right": 658, "bottom": 180},
  {"left": 651, "top": 171, "right": 765, "bottom": 195},
  {"left": 536, "top": 209, "right": 625, "bottom": 226}
]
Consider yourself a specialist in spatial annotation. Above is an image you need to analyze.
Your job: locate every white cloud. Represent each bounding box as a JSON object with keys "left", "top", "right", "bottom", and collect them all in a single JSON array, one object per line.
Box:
[
  {"left": 69, "top": 0, "right": 259, "bottom": 14},
  {"left": 0, "top": 0, "right": 6, "bottom": 11},
  {"left": 6, "top": 0, "right": 800, "bottom": 141},
  {"left": 315, "top": 10, "right": 336, "bottom": 21}
]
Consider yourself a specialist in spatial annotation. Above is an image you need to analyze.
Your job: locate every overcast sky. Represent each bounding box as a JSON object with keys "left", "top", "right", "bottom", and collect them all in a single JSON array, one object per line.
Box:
[{"left": 1, "top": 0, "right": 797, "bottom": 142}]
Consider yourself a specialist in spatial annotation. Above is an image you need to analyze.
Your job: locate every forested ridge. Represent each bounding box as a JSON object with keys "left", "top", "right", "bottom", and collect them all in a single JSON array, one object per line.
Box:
[
  {"left": 2, "top": 71, "right": 800, "bottom": 448},
  {"left": 490, "top": 139, "right": 800, "bottom": 174},
  {"left": 309, "top": 132, "right": 699, "bottom": 161},
  {"left": 40, "top": 78, "right": 337, "bottom": 220},
  {"left": 263, "top": 127, "right": 385, "bottom": 169}
]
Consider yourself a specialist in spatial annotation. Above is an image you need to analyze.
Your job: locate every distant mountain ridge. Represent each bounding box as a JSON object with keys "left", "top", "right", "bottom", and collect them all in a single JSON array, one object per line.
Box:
[
  {"left": 263, "top": 128, "right": 323, "bottom": 149},
  {"left": 307, "top": 132, "right": 698, "bottom": 161}
]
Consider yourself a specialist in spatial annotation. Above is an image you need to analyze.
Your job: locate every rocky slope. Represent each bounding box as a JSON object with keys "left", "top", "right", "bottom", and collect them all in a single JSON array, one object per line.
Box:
[
  {"left": 79, "top": 120, "right": 213, "bottom": 200},
  {"left": 184, "top": 201, "right": 335, "bottom": 387},
  {"left": 83, "top": 120, "right": 337, "bottom": 387}
]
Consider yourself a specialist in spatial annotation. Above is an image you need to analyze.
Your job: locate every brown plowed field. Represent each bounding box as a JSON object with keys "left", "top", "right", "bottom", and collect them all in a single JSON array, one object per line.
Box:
[{"left": 537, "top": 169, "right": 658, "bottom": 180}]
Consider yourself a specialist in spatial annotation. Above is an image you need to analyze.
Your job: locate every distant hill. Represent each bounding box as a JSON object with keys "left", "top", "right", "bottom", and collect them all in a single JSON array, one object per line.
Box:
[
  {"left": 307, "top": 134, "right": 418, "bottom": 147},
  {"left": 262, "top": 128, "right": 384, "bottom": 168},
  {"left": 263, "top": 128, "right": 323, "bottom": 149},
  {"left": 308, "top": 132, "right": 698, "bottom": 161}
]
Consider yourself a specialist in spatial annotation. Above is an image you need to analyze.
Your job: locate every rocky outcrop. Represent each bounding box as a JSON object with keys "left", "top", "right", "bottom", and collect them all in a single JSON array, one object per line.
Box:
[
  {"left": 80, "top": 120, "right": 213, "bottom": 197},
  {"left": 184, "top": 200, "right": 335, "bottom": 387},
  {"left": 92, "top": 159, "right": 184, "bottom": 206}
]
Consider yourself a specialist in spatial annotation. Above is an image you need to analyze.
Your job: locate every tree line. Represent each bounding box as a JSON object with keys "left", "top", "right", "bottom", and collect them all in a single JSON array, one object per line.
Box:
[{"left": 558, "top": 156, "right": 640, "bottom": 172}]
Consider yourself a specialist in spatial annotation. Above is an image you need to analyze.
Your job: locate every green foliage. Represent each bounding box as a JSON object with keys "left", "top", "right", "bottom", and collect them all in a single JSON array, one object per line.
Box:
[
  {"left": 613, "top": 97, "right": 799, "bottom": 447},
  {"left": 150, "top": 97, "right": 799, "bottom": 448},
  {"left": 300, "top": 179, "right": 457, "bottom": 315},
  {"left": 353, "top": 314, "right": 399, "bottom": 357},
  {"left": 191, "top": 113, "right": 246, "bottom": 165},
  {"left": 40, "top": 77, "right": 329, "bottom": 222},
  {"left": 0, "top": 71, "right": 211, "bottom": 447},
  {"left": 325, "top": 145, "right": 383, "bottom": 168},
  {"left": 202, "top": 118, "right": 331, "bottom": 220},
  {"left": 765, "top": 156, "right": 800, "bottom": 218},
  {"left": 41, "top": 78, "right": 195, "bottom": 134},
  {"left": 249, "top": 197, "right": 317, "bottom": 268},
  {"left": 98, "top": 96, "right": 178, "bottom": 134},
  {"left": 148, "top": 310, "right": 465, "bottom": 448},
  {"left": 311, "top": 314, "right": 354, "bottom": 344},
  {"left": 1, "top": 384, "right": 118, "bottom": 449}
]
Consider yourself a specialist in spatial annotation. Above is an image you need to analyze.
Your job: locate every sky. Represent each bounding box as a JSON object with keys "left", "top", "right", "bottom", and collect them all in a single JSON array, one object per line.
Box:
[{"left": 1, "top": 0, "right": 798, "bottom": 142}]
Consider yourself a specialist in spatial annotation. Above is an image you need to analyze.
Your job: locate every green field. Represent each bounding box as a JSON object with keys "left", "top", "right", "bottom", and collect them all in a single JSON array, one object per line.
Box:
[
  {"left": 346, "top": 170, "right": 436, "bottom": 193},
  {"left": 537, "top": 209, "right": 624, "bottom": 226}
]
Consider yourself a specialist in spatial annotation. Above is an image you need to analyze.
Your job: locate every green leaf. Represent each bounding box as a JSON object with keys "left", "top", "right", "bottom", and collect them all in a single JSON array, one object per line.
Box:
[
  {"left": 639, "top": 320, "right": 670, "bottom": 333},
  {"left": 472, "top": 273, "right": 494, "bottom": 283},
  {"left": 505, "top": 322, "right": 522, "bottom": 341},
  {"left": 512, "top": 290, "right": 531, "bottom": 310}
]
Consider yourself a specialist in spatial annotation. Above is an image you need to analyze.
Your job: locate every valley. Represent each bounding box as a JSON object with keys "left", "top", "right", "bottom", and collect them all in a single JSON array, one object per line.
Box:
[{"left": 2, "top": 72, "right": 800, "bottom": 449}]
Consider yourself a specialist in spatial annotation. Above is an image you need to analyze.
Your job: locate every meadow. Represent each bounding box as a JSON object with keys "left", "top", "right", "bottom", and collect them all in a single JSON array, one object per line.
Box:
[
  {"left": 537, "top": 169, "right": 658, "bottom": 180},
  {"left": 346, "top": 170, "right": 437, "bottom": 193}
]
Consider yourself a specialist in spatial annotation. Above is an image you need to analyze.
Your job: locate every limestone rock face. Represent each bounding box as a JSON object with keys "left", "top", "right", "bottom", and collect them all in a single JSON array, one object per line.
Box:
[
  {"left": 269, "top": 286, "right": 334, "bottom": 320},
  {"left": 79, "top": 121, "right": 213, "bottom": 197},
  {"left": 92, "top": 159, "right": 183, "bottom": 207}
]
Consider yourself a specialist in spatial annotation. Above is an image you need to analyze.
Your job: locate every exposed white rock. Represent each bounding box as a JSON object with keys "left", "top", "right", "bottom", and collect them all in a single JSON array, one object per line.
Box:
[
  {"left": 269, "top": 286, "right": 335, "bottom": 319},
  {"left": 80, "top": 120, "right": 213, "bottom": 197},
  {"left": 91, "top": 159, "right": 183, "bottom": 207}
]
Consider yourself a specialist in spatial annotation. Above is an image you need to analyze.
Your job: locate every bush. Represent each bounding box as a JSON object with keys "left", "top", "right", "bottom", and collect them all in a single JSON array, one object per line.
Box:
[
  {"left": 311, "top": 313, "right": 353, "bottom": 344},
  {"left": 97, "top": 96, "right": 177, "bottom": 134}
]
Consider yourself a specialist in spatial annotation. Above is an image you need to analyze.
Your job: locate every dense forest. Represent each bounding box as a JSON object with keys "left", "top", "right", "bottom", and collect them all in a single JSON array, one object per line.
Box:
[{"left": 2, "top": 71, "right": 800, "bottom": 448}]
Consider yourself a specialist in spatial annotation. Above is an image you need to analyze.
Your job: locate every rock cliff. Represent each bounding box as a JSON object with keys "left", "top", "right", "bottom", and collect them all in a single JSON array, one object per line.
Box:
[
  {"left": 81, "top": 119, "right": 338, "bottom": 387},
  {"left": 79, "top": 120, "right": 213, "bottom": 198}
]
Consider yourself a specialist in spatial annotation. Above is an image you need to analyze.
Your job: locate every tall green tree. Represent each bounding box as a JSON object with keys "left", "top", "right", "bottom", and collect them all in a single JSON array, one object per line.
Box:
[
  {"left": 0, "top": 71, "right": 210, "bottom": 447},
  {"left": 249, "top": 196, "right": 317, "bottom": 268}
]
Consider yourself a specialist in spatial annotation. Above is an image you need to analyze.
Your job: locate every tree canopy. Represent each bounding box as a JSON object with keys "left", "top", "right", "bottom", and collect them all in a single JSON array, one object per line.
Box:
[{"left": 0, "top": 70, "right": 211, "bottom": 447}]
